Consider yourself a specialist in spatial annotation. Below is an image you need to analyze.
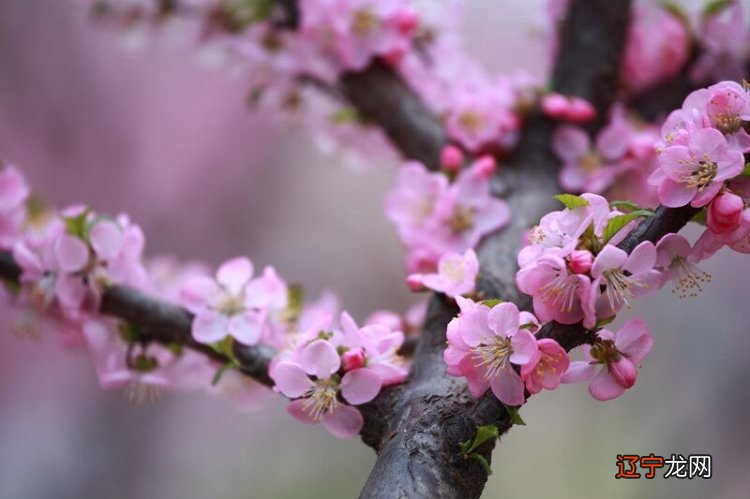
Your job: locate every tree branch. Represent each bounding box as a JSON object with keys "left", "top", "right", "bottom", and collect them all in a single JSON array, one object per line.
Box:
[{"left": 356, "top": 1, "right": 633, "bottom": 497}]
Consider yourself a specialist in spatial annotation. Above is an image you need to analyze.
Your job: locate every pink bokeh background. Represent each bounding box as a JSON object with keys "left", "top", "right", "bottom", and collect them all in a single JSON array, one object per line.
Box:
[{"left": 1, "top": 1, "right": 749, "bottom": 497}]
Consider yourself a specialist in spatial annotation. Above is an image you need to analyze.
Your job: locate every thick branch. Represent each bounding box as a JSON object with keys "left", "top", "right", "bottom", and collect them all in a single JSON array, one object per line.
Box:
[
  {"left": 357, "top": 1, "right": 633, "bottom": 497},
  {"left": 0, "top": 251, "right": 276, "bottom": 387},
  {"left": 339, "top": 60, "right": 447, "bottom": 170}
]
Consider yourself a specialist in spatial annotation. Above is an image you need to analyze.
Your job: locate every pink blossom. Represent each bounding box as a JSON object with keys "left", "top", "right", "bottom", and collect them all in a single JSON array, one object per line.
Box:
[
  {"left": 385, "top": 161, "right": 448, "bottom": 244},
  {"left": 300, "top": 0, "right": 417, "bottom": 71},
  {"left": 569, "top": 249, "right": 593, "bottom": 274},
  {"left": 707, "top": 190, "right": 744, "bottom": 233},
  {"left": 655, "top": 233, "right": 711, "bottom": 299},
  {"left": 340, "top": 311, "right": 408, "bottom": 385},
  {"left": 182, "top": 257, "right": 278, "bottom": 346},
  {"left": 562, "top": 319, "right": 653, "bottom": 401},
  {"left": 270, "top": 339, "right": 381, "bottom": 438},
  {"left": 444, "top": 299, "right": 539, "bottom": 406},
  {"left": 521, "top": 338, "right": 569, "bottom": 395},
  {"left": 656, "top": 127, "right": 744, "bottom": 207},
  {"left": 445, "top": 84, "right": 520, "bottom": 152},
  {"left": 621, "top": 6, "right": 690, "bottom": 93},
  {"left": 587, "top": 242, "right": 662, "bottom": 325},
  {"left": 691, "top": 1, "right": 750, "bottom": 83},
  {"left": 682, "top": 82, "right": 750, "bottom": 149},
  {"left": 408, "top": 248, "right": 478, "bottom": 297},
  {"left": 542, "top": 94, "right": 596, "bottom": 123},
  {"left": 692, "top": 179, "right": 750, "bottom": 259},
  {"left": 517, "top": 253, "right": 592, "bottom": 325}
]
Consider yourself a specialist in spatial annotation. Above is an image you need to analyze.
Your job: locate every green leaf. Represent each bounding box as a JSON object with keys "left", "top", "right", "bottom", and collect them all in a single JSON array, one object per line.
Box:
[
  {"left": 133, "top": 353, "right": 159, "bottom": 372},
  {"left": 741, "top": 163, "right": 750, "bottom": 176},
  {"left": 211, "top": 337, "right": 240, "bottom": 366},
  {"left": 554, "top": 194, "right": 589, "bottom": 210},
  {"left": 63, "top": 208, "right": 92, "bottom": 240},
  {"left": 211, "top": 363, "right": 233, "bottom": 386},
  {"left": 660, "top": 1, "right": 690, "bottom": 26},
  {"left": 330, "top": 107, "right": 360, "bottom": 124},
  {"left": 481, "top": 298, "right": 504, "bottom": 308},
  {"left": 702, "top": 0, "right": 733, "bottom": 18},
  {"left": 1, "top": 278, "right": 20, "bottom": 294},
  {"left": 609, "top": 200, "right": 644, "bottom": 212},
  {"left": 519, "top": 322, "right": 537, "bottom": 330},
  {"left": 691, "top": 209, "right": 707, "bottom": 226},
  {"left": 283, "top": 284, "right": 304, "bottom": 323},
  {"left": 601, "top": 210, "right": 654, "bottom": 244},
  {"left": 504, "top": 405, "right": 526, "bottom": 426},
  {"left": 117, "top": 322, "right": 140, "bottom": 344},
  {"left": 459, "top": 424, "right": 499, "bottom": 457},
  {"left": 166, "top": 342, "right": 184, "bottom": 356},
  {"left": 468, "top": 453, "right": 493, "bottom": 476}
]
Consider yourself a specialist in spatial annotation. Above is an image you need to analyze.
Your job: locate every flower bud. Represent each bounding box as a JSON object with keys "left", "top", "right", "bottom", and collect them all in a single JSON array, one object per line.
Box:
[
  {"left": 707, "top": 191, "right": 744, "bottom": 234},
  {"left": 406, "top": 273, "right": 426, "bottom": 292},
  {"left": 342, "top": 347, "right": 365, "bottom": 371},
  {"left": 541, "top": 93, "right": 569, "bottom": 119},
  {"left": 394, "top": 8, "right": 419, "bottom": 34},
  {"left": 440, "top": 145, "right": 464, "bottom": 173},
  {"left": 569, "top": 249, "right": 593, "bottom": 274},
  {"left": 473, "top": 155, "right": 497, "bottom": 179},
  {"left": 609, "top": 356, "right": 637, "bottom": 389},
  {"left": 566, "top": 97, "right": 597, "bottom": 123}
]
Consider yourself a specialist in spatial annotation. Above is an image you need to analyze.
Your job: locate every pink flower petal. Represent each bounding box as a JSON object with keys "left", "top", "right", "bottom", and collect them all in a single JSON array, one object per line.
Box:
[
  {"left": 561, "top": 361, "right": 597, "bottom": 384},
  {"left": 588, "top": 367, "right": 627, "bottom": 401},
  {"left": 489, "top": 365, "right": 525, "bottom": 406},
  {"left": 216, "top": 257, "right": 253, "bottom": 295},
  {"left": 192, "top": 310, "right": 229, "bottom": 344},
  {"left": 340, "top": 368, "right": 382, "bottom": 405},
  {"left": 287, "top": 399, "right": 318, "bottom": 425},
  {"left": 89, "top": 220, "right": 123, "bottom": 261},
  {"left": 614, "top": 319, "right": 654, "bottom": 364},
  {"left": 272, "top": 361, "right": 314, "bottom": 398},
  {"left": 509, "top": 330, "right": 539, "bottom": 366},
  {"left": 487, "top": 302, "right": 520, "bottom": 337},
  {"left": 55, "top": 234, "right": 89, "bottom": 273},
  {"left": 591, "top": 244, "right": 628, "bottom": 277},
  {"left": 322, "top": 404, "right": 363, "bottom": 438},
  {"left": 301, "top": 339, "right": 341, "bottom": 378},
  {"left": 227, "top": 311, "right": 264, "bottom": 345}
]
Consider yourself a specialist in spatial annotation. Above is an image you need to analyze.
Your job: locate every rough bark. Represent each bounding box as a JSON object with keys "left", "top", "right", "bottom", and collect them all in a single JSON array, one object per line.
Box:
[{"left": 357, "top": 2, "right": 633, "bottom": 497}]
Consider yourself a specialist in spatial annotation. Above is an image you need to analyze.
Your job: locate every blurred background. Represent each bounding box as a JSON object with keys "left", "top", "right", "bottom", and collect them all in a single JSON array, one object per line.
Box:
[{"left": 0, "top": 1, "right": 748, "bottom": 498}]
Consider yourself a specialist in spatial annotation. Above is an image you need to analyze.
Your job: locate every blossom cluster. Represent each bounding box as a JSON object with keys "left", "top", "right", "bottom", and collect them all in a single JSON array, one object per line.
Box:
[
  {"left": 552, "top": 105, "right": 661, "bottom": 207},
  {"left": 0, "top": 164, "right": 419, "bottom": 432},
  {"left": 269, "top": 310, "right": 409, "bottom": 438},
  {"left": 547, "top": 0, "right": 749, "bottom": 94},
  {"left": 650, "top": 81, "right": 750, "bottom": 258},
  {"left": 444, "top": 298, "right": 568, "bottom": 405},
  {"left": 87, "top": 1, "right": 541, "bottom": 162},
  {"left": 385, "top": 154, "right": 508, "bottom": 273}
]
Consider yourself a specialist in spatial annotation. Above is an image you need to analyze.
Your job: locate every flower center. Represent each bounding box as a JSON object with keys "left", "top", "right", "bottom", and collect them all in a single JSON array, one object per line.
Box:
[
  {"left": 217, "top": 293, "right": 246, "bottom": 316},
  {"left": 303, "top": 378, "right": 340, "bottom": 421},
  {"left": 539, "top": 271, "right": 578, "bottom": 312},
  {"left": 472, "top": 336, "right": 513, "bottom": 380},
  {"left": 450, "top": 205, "right": 475, "bottom": 233},
  {"left": 353, "top": 8, "right": 378, "bottom": 34},
  {"left": 669, "top": 256, "right": 711, "bottom": 299},
  {"left": 602, "top": 269, "right": 646, "bottom": 310},
  {"left": 579, "top": 152, "right": 602, "bottom": 173},
  {"left": 589, "top": 339, "right": 619, "bottom": 364},
  {"left": 458, "top": 110, "right": 484, "bottom": 134},
  {"left": 714, "top": 111, "right": 743, "bottom": 134},
  {"left": 683, "top": 156, "right": 717, "bottom": 190},
  {"left": 534, "top": 350, "right": 565, "bottom": 378}
]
